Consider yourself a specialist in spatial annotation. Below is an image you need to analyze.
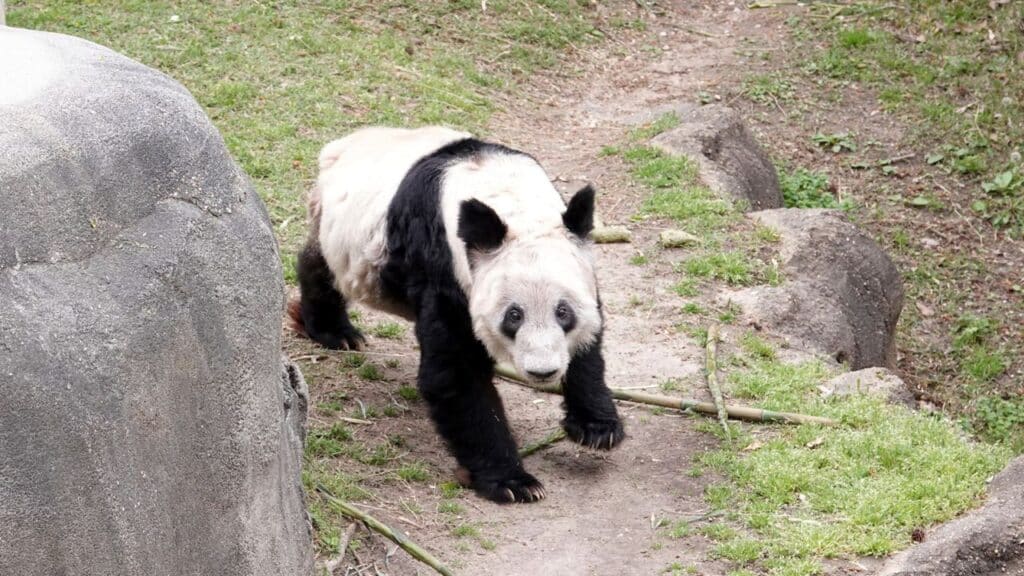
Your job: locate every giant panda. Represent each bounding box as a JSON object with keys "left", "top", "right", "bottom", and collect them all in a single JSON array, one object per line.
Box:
[{"left": 289, "top": 126, "right": 625, "bottom": 503}]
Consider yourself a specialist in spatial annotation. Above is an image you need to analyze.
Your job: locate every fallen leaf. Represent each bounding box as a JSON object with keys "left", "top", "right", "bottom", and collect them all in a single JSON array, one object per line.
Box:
[
  {"left": 805, "top": 436, "right": 825, "bottom": 449},
  {"left": 743, "top": 440, "right": 765, "bottom": 452},
  {"left": 915, "top": 301, "right": 935, "bottom": 317}
]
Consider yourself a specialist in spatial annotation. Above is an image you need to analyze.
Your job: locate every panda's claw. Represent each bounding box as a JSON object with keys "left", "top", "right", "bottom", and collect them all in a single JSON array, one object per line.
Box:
[
  {"left": 563, "top": 416, "right": 626, "bottom": 452},
  {"left": 471, "top": 469, "right": 546, "bottom": 504}
]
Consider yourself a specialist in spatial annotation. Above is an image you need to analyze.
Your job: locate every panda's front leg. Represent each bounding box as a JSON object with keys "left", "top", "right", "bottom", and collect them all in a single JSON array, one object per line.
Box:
[
  {"left": 415, "top": 295, "right": 545, "bottom": 504},
  {"left": 561, "top": 330, "right": 626, "bottom": 450}
]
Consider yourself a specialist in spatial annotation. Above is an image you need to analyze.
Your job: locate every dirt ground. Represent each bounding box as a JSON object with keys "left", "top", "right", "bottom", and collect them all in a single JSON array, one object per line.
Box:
[{"left": 285, "top": 2, "right": 1012, "bottom": 574}]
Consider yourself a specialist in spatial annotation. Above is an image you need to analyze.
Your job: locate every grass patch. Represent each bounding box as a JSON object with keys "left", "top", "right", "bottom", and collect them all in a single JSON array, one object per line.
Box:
[
  {"left": 371, "top": 321, "right": 406, "bottom": 339},
  {"left": 623, "top": 146, "right": 734, "bottom": 234},
  {"left": 356, "top": 362, "right": 384, "bottom": 381},
  {"left": 683, "top": 252, "right": 756, "bottom": 286},
  {"left": 777, "top": 165, "right": 852, "bottom": 210},
  {"left": 793, "top": 1, "right": 1024, "bottom": 235},
  {"left": 696, "top": 356, "right": 1012, "bottom": 574},
  {"left": 8, "top": 0, "right": 624, "bottom": 269},
  {"left": 396, "top": 462, "right": 430, "bottom": 483},
  {"left": 630, "top": 111, "right": 681, "bottom": 140}
]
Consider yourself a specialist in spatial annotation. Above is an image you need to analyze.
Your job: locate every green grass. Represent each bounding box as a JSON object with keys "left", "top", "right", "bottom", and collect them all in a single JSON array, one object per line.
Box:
[
  {"left": 777, "top": 166, "right": 852, "bottom": 210},
  {"left": 9, "top": 0, "right": 621, "bottom": 268},
  {"left": 356, "top": 362, "right": 383, "bottom": 381},
  {"left": 694, "top": 356, "right": 1012, "bottom": 575},
  {"left": 371, "top": 321, "right": 406, "bottom": 339},
  {"left": 629, "top": 111, "right": 681, "bottom": 141},
  {"left": 743, "top": 73, "right": 794, "bottom": 105},
  {"left": 396, "top": 462, "right": 430, "bottom": 483},
  {"left": 683, "top": 252, "right": 756, "bottom": 286},
  {"left": 793, "top": 0, "right": 1024, "bottom": 235},
  {"left": 620, "top": 146, "right": 734, "bottom": 234}
]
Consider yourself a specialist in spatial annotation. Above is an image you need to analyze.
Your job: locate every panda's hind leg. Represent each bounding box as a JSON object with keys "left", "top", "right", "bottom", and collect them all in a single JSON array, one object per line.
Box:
[{"left": 293, "top": 240, "right": 366, "bottom": 350}]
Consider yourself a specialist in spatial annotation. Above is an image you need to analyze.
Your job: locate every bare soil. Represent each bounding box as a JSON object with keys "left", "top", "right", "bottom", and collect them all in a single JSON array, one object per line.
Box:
[{"left": 286, "top": 1, "right": 1021, "bottom": 574}]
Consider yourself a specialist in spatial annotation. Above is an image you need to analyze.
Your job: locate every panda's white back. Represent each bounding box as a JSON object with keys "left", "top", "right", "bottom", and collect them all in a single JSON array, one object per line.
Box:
[
  {"left": 316, "top": 126, "right": 469, "bottom": 314},
  {"left": 315, "top": 125, "right": 570, "bottom": 312}
]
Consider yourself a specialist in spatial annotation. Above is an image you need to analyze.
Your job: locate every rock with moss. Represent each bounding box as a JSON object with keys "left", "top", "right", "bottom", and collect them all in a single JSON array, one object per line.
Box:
[
  {"left": 0, "top": 27, "right": 312, "bottom": 576},
  {"left": 650, "top": 104, "right": 783, "bottom": 210},
  {"left": 878, "top": 455, "right": 1024, "bottom": 576},
  {"left": 725, "top": 209, "right": 903, "bottom": 370}
]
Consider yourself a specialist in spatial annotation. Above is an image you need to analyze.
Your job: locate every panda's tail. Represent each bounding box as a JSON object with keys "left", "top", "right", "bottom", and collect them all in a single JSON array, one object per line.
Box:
[{"left": 286, "top": 295, "right": 309, "bottom": 338}]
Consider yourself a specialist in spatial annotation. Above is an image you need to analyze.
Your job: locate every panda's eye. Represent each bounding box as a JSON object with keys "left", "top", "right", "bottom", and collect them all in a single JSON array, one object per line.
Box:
[
  {"left": 501, "top": 305, "right": 524, "bottom": 339},
  {"left": 555, "top": 301, "right": 576, "bottom": 332}
]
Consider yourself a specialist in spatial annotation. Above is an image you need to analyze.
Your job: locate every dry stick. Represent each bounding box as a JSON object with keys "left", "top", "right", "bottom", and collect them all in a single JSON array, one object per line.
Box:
[
  {"left": 316, "top": 486, "right": 456, "bottom": 576},
  {"left": 324, "top": 522, "right": 359, "bottom": 575},
  {"left": 519, "top": 428, "right": 568, "bottom": 458},
  {"left": 494, "top": 365, "right": 837, "bottom": 427},
  {"left": 705, "top": 325, "right": 731, "bottom": 443}
]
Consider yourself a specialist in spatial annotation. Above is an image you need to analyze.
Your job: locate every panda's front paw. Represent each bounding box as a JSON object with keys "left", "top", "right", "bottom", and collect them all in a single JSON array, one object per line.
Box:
[
  {"left": 459, "top": 467, "right": 546, "bottom": 504},
  {"left": 563, "top": 416, "right": 625, "bottom": 450}
]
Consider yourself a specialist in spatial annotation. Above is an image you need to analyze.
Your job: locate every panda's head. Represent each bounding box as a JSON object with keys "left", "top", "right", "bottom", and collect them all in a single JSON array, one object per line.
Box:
[{"left": 458, "top": 186, "right": 601, "bottom": 384}]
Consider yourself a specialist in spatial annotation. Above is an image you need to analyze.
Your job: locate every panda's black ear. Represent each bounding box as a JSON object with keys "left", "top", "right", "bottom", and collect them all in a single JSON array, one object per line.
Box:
[
  {"left": 563, "top": 184, "right": 595, "bottom": 238},
  {"left": 458, "top": 199, "right": 507, "bottom": 253}
]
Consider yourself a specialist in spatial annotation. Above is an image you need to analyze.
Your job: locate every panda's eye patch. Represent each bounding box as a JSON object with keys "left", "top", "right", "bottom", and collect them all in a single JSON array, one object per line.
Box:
[
  {"left": 555, "top": 301, "right": 576, "bottom": 332},
  {"left": 501, "top": 305, "right": 524, "bottom": 339}
]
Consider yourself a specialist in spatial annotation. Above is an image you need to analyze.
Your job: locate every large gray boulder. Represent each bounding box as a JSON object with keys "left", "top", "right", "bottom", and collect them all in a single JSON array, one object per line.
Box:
[
  {"left": 0, "top": 27, "right": 312, "bottom": 576},
  {"left": 651, "top": 105, "right": 783, "bottom": 210},
  {"left": 725, "top": 209, "right": 904, "bottom": 369},
  {"left": 878, "top": 456, "right": 1024, "bottom": 576}
]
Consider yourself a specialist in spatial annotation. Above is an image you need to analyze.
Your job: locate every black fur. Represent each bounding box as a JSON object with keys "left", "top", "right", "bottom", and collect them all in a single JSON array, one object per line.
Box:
[
  {"left": 295, "top": 241, "right": 366, "bottom": 350},
  {"left": 561, "top": 324, "right": 625, "bottom": 450},
  {"left": 563, "top": 184, "right": 596, "bottom": 238},
  {"left": 458, "top": 199, "right": 507, "bottom": 253}
]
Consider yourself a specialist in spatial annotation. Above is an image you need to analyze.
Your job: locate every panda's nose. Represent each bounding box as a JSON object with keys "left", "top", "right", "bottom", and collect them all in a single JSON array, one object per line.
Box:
[{"left": 527, "top": 369, "right": 557, "bottom": 380}]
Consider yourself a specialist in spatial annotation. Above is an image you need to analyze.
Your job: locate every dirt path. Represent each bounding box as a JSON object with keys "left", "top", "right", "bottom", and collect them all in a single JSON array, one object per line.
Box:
[{"left": 285, "top": 4, "right": 814, "bottom": 575}]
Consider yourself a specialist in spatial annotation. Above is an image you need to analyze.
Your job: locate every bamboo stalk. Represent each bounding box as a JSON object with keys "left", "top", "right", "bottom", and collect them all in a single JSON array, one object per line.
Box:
[
  {"left": 495, "top": 364, "right": 837, "bottom": 427},
  {"left": 592, "top": 225, "right": 632, "bottom": 243},
  {"left": 519, "top": 428, "right": 567, "bottom": 458},
  {"left": 704, "top": 325, "right": 731, "bottom": 443},
  {"left": 316, "top": 485, "right": 456, "bottom": 576}
]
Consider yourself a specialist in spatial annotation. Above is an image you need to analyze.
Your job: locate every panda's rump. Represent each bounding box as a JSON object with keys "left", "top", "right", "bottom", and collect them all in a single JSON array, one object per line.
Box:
[{"left": 315, "top": 126, "right": 470, "bottom": 317}]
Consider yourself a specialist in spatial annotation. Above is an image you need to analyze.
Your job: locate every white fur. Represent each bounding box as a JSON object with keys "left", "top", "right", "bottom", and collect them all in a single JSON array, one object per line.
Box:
[
  {"left": 314, "top": 126, "right": 601, "bottom": 382},
  {"left": 316, "top": 126, "right": 469, "bottom": 318}
]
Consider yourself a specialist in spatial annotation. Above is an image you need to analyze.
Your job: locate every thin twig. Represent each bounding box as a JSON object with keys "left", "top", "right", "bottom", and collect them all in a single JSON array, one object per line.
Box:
[
  {"left": 324, "top": 522, "right": 359, "bottom": 575},
  {"left": 519, "top": 428, "right": 568, "bottom": 458},
  {"left": 317, "top": 486, "right": 456, "bottom": 576},
  {"left": 495, "top": 365, "right": 837, "bottom": 426},
  {"left": 705, "top": 325, "right": 731, "bottom": 443}
]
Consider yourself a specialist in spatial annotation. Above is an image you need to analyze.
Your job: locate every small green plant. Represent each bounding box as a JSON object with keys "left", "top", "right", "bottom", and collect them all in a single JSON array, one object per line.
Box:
[
  {"left": 371, "top": 321, "right": 406, "bottom": 339},
  {"left": 777, "top": 166, "right": 851, "bottom": 210},
  {"left": 397, "top": 384, "right": 419, "bottom": 401},
  {"left": 812, "top": 132, "right": 856, "bottom": 153},
  {"left": 356, "top": 363, "right": 383, "bottom": 381},
  {"left": 452, "top": 524, "right": 479, "bottom": 538},
  {"left": 396, "top": 463, "right": 430, "bottom": 482},
  {"left": 630, "top": 111, "right": 681, "bottom": 140},
  {"left": 743, "top": 73, "right": 794, "bottom": 104},
  {"left": 672, "top": 279, "right": 700, "bottom": 298},
  {"left": 684, "top": 253, "right": 755, "bottom": 286},
  {"left": 660, "top": 379, "right": 683, "bottom": 393},
  {"left": 713, "top": 538, "right": 762, "bottom": 563},
  {"left": 438, "top": 500, "right": 463, "bottom": 515},
  {"left": 681, "top": 302, "right": 704, "bottom": 315},
  {"left": 972, "top": 396, "right": 1024, "bottom": 451},
  {"left": 341, "top": 353, "right": 367, "bottom": 368},
  {"left": 740, "top": 332, "right": 776, "bottom": 361},
  {"left": 440, "top": 481, "right": 463, "bottom": 499},
  {"left": 630, "top": 253, "right": 650, "bottom": 266}
]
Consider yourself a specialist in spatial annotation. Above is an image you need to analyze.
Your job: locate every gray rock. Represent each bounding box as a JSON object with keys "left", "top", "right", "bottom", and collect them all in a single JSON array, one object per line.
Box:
[
  {"left": 818, "top": 368, "right": 915, "bottom": 407},
  {"left": 0, "top": 27, "right": 312, "bottom": 576},
  {"left": 650, "top": 105, "right": 783, "bottom": 210},
  {"left": 878, "top": 456, "right": 1024, "bottom": 576},
  {"left": 726, "top": 209, "right": 903, "bottom": 369}
]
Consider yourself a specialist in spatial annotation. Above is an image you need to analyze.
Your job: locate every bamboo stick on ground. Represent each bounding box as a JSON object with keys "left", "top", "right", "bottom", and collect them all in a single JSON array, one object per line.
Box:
[
  {"left": 316, "top": 485, "right": 456, "bottom": 576},
  {"left": 519, "top": 428, "right": 567, "bottom": 458},
  {"left": 704, "top": 325, "right": 731, "bottom": 443},
  {"left": 495, "top": 364, "right": 837, "bottom": 427}
]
